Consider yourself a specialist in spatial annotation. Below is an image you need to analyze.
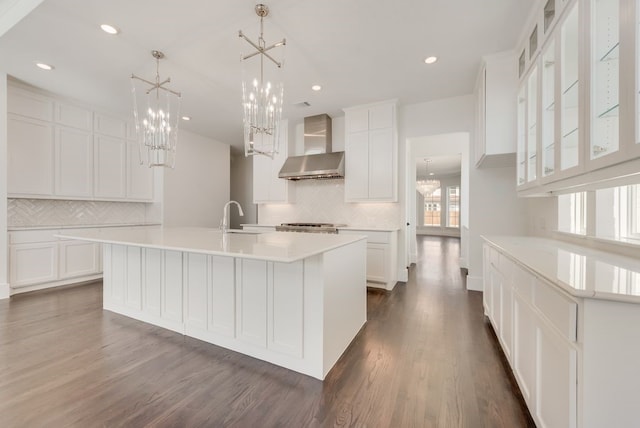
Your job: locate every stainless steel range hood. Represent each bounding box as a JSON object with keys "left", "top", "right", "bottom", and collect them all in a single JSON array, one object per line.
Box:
[{"left": 278, "top": 114, "right": 345, "bottom": 180}]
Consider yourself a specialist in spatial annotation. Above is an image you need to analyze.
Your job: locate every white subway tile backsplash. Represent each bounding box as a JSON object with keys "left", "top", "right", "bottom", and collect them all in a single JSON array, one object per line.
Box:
[
  {"left": 8, "top": 199, "right": 147, "bottom": 227},
  {"left": 258, "top": 180, "right": 400, "bottom": 228}
]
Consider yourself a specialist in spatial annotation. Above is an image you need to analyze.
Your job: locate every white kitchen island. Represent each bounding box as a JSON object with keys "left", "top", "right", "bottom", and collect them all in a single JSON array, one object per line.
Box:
[{"left": 57, "top": 227, "right": 367, "bottom": 380}]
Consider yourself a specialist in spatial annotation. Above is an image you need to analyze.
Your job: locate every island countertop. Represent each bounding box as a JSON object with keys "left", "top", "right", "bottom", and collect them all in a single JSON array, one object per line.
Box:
[{"left": 56, "top": 226, "right": 367, "bottom": 263}]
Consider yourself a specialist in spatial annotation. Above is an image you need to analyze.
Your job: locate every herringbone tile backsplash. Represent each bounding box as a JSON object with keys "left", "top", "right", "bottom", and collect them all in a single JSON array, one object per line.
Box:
[
  {"left": 258, "top": 180, "right": 400, "bottom": 228},
  {"left": 8, "top": 199, "right": 147, "bottom": 227}
]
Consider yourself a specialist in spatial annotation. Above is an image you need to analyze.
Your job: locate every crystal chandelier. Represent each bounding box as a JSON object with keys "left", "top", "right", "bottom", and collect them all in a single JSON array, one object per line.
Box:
[
  {"left": 131, "top": 50, "right": 182, "bottom": 168},
  {"left": 416, "top": 159, "right": 440, "bottom": 196},
  {"left": 239, "top": 4, "right": 286, "bottom": 158}
]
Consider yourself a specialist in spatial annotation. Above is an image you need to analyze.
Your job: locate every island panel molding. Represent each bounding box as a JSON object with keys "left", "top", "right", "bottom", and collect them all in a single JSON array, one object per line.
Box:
[{"left": 61, "top": 227, "right": 368, "bottom": 380}]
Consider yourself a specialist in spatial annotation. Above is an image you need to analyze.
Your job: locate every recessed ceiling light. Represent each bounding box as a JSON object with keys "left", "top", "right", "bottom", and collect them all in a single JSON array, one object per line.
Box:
[
  {"left": 36, "top": 62, "right": 54, "bottom": 71},
  {"left": 100, "top": 24, "right": 119, "bottom": 35},
  {"left": 429, "top": 172, "right": 435, "bottom": 176},
  {"left": 424, "top": 56, "right": 438, "bottom": 64},
  {"left": 311, "top": 84, "right": 322, "bottom": 91},
  {"left": 181, "top": 116, "right": 191, "bottom": 121}
]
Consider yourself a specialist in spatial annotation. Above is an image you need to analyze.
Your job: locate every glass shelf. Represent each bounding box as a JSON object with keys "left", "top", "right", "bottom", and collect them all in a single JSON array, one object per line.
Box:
[
  {"left": 563, "top": 127, "right": 579, "bottom": 139},
  {"left": 597, "top": 103, "right": 619, "bottom": 118},
  {"left": 545, "top": 142, "right": 555, "bottom": 151},
  {"left": 563, "top": 79, "right": 578, "bottom": 95},
  {"left": 599, "top": 42, "right": 619, "bottom": 62},
  {"left": 545, "top": 101, "right": 555, "bottom": 111}
]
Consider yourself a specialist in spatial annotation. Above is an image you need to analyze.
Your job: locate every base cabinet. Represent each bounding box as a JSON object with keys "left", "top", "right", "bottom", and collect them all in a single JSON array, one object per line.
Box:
[
  {"left": 483, "top": 241, "right": 640, "bottom": 427},
  {"left": 101, "top": 240, "right": 367, "bottom": 380},
  {"left": 338, "top": 229, "right": 398, "bottom": 290}
]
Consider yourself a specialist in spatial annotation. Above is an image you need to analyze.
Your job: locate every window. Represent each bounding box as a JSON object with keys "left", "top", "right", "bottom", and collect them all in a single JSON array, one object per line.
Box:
[
  {"left": 424, "top": 188, "right": 441, "bottom": 226},
  {"left": 596, "top": 184, "right": 640, "bottom": 242},
  {"left": 447, "top": 186, "right": 460, "bottom": 228},
  {"left": 558, "top": 192, "right": 586, "bottom": 235}
]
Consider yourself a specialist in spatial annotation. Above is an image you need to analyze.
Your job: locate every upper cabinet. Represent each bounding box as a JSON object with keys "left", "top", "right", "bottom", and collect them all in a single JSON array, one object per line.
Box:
[
  {"left": 343, "top": 100, "right": 398, "bottom": 202},
  {"left": 475, "top": 52, "right": 518, "bottom": 168},
  {"left": 6, "top": 83, "right": 154, "bottom": 202},
  {"left": 253, "top": 119, "right": 294, "bottom": 204},
  {"left": 514, "top": 0, "right": 640, "bottom": 194}
]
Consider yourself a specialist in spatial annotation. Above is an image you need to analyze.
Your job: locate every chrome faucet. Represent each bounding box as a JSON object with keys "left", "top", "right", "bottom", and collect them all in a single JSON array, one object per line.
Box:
[{"left": 221, "top": 200, "right": 244, "bottom": 233}]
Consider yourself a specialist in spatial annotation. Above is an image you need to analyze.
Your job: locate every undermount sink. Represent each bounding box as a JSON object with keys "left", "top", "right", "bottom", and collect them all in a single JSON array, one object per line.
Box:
[{"left": 224, "top": 229, "right": 261, "bottom": 235}]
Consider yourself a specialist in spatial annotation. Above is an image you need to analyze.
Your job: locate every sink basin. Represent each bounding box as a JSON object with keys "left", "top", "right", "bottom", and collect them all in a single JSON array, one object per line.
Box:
[{"left": 224, "top": 229, "right": 261, "bottom": 235}]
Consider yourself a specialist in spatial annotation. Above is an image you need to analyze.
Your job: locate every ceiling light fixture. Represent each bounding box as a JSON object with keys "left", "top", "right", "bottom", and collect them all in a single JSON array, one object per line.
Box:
[
  {"left": 100, "top": 24, "right": 119, "bottom": 35},
  {"left": 181, "top": 116, "right": 191, "bottom": 121},
  {"left": 131, "top": 50, "right": 182, "bottom": 168},
  {"left": 36, "top": 62, "right": 54, "bottom": 70},
  {"left": 424, "top": 56, "right": 438, "bottom": 64},
  {"left": 416, "top": 159, "right": 440, "bottom": 196},
  {"left": 239, "top": 3, "right": 286, "bottom": 158},
  {"left": 311, "top": 85, "right": 322, "bottom": 91}
]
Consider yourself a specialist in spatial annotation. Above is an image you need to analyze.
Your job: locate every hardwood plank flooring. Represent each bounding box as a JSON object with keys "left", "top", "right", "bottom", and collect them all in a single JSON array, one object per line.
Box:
[{"left": 0, "top": 236, "right": 534, "bottom": 427}]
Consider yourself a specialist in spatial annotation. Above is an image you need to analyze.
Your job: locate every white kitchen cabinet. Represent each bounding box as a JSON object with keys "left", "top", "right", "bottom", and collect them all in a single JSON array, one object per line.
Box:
[
  {"left": 535, "top": 320, "right": 578, "bottom": 428},
  {"left": 126, "top": 141, "right": 154, "bottom": 200},
  {"left": 338, "top": 228, "right": 398, "bottom": 290},
  {"left": 7, "top": 115, "right": 54, "bottom": 196},
  {"left": 54, "top": 101, "right": 92, "bottom": 131},
  {"left": 344, "top": 100, "right": 397, "bottom": 202},
  {"left": 94, "top": 135, "right": 127, "bottom": 199},
  {"left": 59, "top": 239, "right": 100, "bottom": 279},
  {"left": 6, "top": 82, "right": 156, "bottom": 202},
  {"left": 253, "top": 119, "right": 293, "bottom": 204},
  {"left": 475, "top": 52, "right": 518, "bottom": 168},
  {"left": 484, "top": 242, "right": 578, "bottom": 426},
  {"left": 7, "top": 85, "right": 52, "bottom": 121},
  {"left": 54, "top": 126, "right": 93, "bottom": 197},
  {"left": 9, "top": 242, "right": 58, "bottom": 287}
]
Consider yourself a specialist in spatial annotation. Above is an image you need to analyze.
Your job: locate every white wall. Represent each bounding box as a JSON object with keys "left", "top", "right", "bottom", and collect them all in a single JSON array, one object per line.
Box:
[
  {"left": 230, "top": 148, "right": 256, "bottom": 228},
  {"left": 163, "top": 129, "right": 230, "bottom": 227},
  {"left": 0, "top": 73, "right": 8, "bottom": 298}
]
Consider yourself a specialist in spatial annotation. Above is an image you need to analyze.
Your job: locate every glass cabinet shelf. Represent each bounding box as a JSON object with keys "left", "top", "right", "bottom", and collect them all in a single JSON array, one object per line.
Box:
[
  {"left": 545, "top": 101, "right": 555, "bottom": 111},
  {"left": 591, "top": 0, "right": 619, "bottom": 161},
  {"left": 599, "top": 42, "right": 619, "bottom": 62},
  {"left": 597, "top": 103, "right": 619, "bottom": 118},
  {"left": 563, "top": 127, "right": 579, "bottom": 139}
]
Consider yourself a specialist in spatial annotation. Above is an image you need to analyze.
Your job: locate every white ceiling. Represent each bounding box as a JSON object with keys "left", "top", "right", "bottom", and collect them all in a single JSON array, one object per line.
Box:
[
  {"left": 416, "top": 154, "right": 461, "bottom": 179},
  {"left": 0, "top": 0, "right": 534, "bottom": 150}
]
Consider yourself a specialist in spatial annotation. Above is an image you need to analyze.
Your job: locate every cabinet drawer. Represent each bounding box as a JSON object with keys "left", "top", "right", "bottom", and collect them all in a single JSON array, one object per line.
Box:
[
  {"left": 499, "top": 254, "right": 514, "bottom": 282},
  {"left": 490, "top": 246, "right": 500, "bottom": 268},
  {"left": 9, "top": 229, "right": 58, "bottom": 244},
  {"left": 512, "top": 265, "right": 534, "bottom": 304},
  {"left": 533, "top": 278, "right": 578, "bottom": 342}
]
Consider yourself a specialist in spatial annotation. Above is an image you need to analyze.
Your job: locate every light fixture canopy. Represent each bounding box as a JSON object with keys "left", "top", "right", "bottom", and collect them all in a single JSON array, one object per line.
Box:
[
  {"left": 239, "top": 3, "right": 286, "bottom": 158},
  {"left": 416, "top": 159, "right": 440, "bottom": 196},
  {"left": 131, "top": 50, "right": 182, "bottom": 168}
]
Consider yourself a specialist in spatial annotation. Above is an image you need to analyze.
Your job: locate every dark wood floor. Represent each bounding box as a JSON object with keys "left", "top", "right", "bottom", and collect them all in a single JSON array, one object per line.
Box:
[{"left": 0, "top": 236, "right": 533, "bottom": 427}]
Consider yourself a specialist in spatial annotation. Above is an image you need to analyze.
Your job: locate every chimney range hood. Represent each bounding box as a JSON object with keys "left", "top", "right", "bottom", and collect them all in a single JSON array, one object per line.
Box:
[{"left": 278, "top": 114, "right": 345, "bottom": 180}]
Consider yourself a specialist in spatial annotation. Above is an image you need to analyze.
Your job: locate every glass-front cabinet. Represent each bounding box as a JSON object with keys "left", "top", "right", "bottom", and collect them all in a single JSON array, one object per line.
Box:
[
  {"left": 517, "top": 85, "right": 527, "bottom": 186},
  {"left": 542, "top": 39, "right": 557, "bottom": 179},
  {"left": 561, "top": 2, "right": 581, "bottom": 174},
  {"left": 589, "top": 0, "right": 621, "bottom": 167},
  {"left": 528, "top": 67, "right": 539, "bottom": 183}
]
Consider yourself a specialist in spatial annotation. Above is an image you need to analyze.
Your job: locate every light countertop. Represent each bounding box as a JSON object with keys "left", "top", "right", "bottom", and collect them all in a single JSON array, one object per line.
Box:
[
  {"left": 483, "top": 235, "right": 640, "bottom": 303},
  {"left": 57, "top": 226, "right": 366, "bottom": 263},
  {"left": 9, "top": 223, "right": 161, "bottom": 231},
  {"left": 240, "top": 224, "right": 401, "bottom": 232}
]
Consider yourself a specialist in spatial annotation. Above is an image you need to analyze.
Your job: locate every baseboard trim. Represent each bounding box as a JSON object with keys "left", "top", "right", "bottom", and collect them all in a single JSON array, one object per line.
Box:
[
  {"left": 0, "top": 282, "right": 9, "bottom": 300},
  {"left": 466, "top": 275, "right": 483, "bottom": 292}
]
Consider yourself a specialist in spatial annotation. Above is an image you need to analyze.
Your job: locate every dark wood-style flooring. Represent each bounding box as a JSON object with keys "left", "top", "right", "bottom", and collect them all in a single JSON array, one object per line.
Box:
[{"left": 0, "top": 236, "right": 533, "bottom": 427}]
